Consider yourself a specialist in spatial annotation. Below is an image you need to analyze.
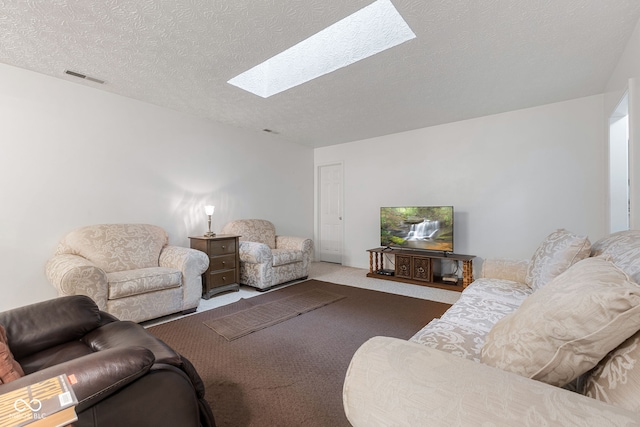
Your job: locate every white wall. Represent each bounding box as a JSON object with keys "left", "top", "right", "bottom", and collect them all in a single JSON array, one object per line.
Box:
[
  {"left": 0, "top": 63, "right": 314, "bottom": 311},
  {"left": 605, "top": 17, "right": 640, "bottom": 115},
  {"left": 315, "top": 95, "right": 606, "bottom": 270},
  {"left": 604, "top": 17, "right": 640, "bottom": 229}
]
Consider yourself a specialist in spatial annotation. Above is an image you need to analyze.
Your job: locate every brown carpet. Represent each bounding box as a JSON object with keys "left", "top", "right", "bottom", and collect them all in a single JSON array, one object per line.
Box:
[
  {"left": 147, "top": 280, "right": 451, "bottom": 427},
  {"left": 204, "top": 289, "right": 345, "bottom": 341}
]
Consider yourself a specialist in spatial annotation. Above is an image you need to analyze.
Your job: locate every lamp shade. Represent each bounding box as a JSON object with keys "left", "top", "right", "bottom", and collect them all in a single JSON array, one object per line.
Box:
[{"left": 205, "top": 205, "right": 215, "bottom": 215}]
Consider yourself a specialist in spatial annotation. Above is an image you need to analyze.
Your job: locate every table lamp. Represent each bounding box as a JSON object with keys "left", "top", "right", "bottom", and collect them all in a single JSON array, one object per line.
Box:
[{"left": 204, "top": 205, "right": 216, "bottom": 237}]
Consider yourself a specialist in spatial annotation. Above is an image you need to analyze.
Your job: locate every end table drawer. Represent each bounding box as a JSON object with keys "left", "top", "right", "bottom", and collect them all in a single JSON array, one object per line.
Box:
[
  {"left": 209, "top": 254, "right": 236, "bottom": 271},
  {"left": 210, "top": 269, "right": 237, "bottom": 287},
  {"left": 208, "top": 239, "right": 236, "bottom": 255}
]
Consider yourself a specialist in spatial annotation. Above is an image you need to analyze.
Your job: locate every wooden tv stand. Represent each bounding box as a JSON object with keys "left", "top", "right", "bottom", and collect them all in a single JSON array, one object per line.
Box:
[{"left": 366, "top": 247, "right": 475, "bottom": 292}]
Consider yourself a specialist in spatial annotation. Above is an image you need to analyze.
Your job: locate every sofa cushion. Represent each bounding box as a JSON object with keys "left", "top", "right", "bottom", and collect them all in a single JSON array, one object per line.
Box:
[
  {"left": 440, "top": 291, "right": 524, "bottom": 335},
  {"left": 410, "top": 319, "right": 486, "bottom": 362},
  {"left": 107, "top": 267, "right": 182, "bottom": 299},
  {"left": 525, "top": 228, "right": 591, "bottom": 291},
  {"left": 583, "top": 329, "right": 640, "bottom": 414},
  {"left": 410, "top": 279, "right": 531, "bottom": 363},
  {"left": 271, "top": 249, "right": 303, "bottom": 267},
  {"left": 460, "top": 278, "right": 533, "bottom": 307},
  {"left": 481, "top": 256, "right": 640, "bottom": 387},
  {"left": 0, "top": 324, "right": 24, "bottom": 383},
  {"left": 57, "top": 224, "right": 168, "bottom": 273}
]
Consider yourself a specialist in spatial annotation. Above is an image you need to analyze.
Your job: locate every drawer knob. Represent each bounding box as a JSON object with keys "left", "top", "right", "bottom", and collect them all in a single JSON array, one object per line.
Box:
[{"left": 222, "top": 245, "right": 226, "bottom": 249}]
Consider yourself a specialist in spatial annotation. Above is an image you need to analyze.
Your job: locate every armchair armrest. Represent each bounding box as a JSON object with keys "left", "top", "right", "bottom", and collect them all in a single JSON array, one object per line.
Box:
[
  {"left": 480, "top": 257, "right": 529, "bottom": 283},
  {"left": 238, "top": 241, "right": 273, "bottom": 264},
  {"left": 82, "top": 320, "right": 209, "bottom": 413},
  {"left": 159, "top": 245, "right": 208, "bottom": 277},
  {"left": 159, "top": 246, "right": 209, "bottom": 309},
  {"left": 276, "top": 237, "right": 313, "bottom": 270},
  {"left": 45, "top": 254, "right": 109, "bottom": 311},
  {"left": 275, "top": 236, "right": 312, "bottom": 253},
  {"left": 82, "top": 321, "right": 181, "bottom": 366},
  {"left": 2, "top": 347, "right": 155, "bottom": 413},
  {"left": 1, "top": 296, "right": 103, "bottom": 360},
  {"left": 344, "top": 337, "right": 638, "bottom": 426}
]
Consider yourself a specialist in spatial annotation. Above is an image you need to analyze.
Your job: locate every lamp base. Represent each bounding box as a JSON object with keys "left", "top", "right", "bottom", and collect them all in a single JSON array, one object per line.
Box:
[{"left": 204, "top": 232, "right": 216, "bottom": 237}]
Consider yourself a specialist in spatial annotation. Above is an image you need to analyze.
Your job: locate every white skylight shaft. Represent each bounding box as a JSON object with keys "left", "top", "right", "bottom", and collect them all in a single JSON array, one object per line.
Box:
[{"left": 227, "top": 0, "right": 416, "bottom": 98}]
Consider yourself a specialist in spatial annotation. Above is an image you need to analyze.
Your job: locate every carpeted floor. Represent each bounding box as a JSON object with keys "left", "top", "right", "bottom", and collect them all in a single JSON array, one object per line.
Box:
[
  {"left": 204, "top": 288, "right": 345, "bottom": 341},
  {"left": 147, "top": 279, "right": 451, "bottom": 427}
]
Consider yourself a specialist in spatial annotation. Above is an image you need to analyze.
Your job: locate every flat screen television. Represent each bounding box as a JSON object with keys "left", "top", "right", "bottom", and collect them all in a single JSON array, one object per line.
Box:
[{"left": 380, "top": 206, "right": 454, "bottom": 252}]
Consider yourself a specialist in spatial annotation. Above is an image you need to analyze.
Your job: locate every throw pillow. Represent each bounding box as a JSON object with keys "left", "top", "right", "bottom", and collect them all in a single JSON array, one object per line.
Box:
[
  {"left": 0, "top": 324, "right": 24, "bottom": 383},
  {"left": 583, "top": 330, "right": 640, "bottom": 414},
  {"left": 525, "top": 229, "right": 591, "bottom": 291},
  {"left": 481, "top": 256, "right": 640, "bottom": 387}
]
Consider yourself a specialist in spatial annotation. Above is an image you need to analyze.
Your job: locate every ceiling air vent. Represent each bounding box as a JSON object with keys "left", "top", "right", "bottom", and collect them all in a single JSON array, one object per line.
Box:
[{"left": 64, "top": 70, "right": 105, "bottom": 84}]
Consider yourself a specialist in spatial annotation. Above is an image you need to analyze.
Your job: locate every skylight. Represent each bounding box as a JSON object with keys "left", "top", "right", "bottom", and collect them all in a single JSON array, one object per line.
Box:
[{"left": 227, "top": 0, "right": 416, "bottom": 98}]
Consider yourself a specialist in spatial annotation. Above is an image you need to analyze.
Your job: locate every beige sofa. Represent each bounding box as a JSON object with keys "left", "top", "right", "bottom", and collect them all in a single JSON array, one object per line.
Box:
[
  {"left": 46, "top": 224, "right": 209, "bottom": 323},
  {"left": 343, "top": 229, "right": 640, "bottom": 425},
  {"left": 220, "top": 219, "right": 313, "bottom": 290}
]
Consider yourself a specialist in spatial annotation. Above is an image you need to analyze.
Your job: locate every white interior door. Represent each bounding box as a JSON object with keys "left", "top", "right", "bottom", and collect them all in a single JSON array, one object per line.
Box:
[{"left": 319, "top": 163, "right": 343, "bottom": 263}]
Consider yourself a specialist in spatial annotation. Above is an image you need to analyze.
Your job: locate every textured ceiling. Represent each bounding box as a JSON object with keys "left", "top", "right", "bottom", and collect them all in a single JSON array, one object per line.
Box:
[{"left": 1, "top": 1, "right": 640, "bottom": 148}]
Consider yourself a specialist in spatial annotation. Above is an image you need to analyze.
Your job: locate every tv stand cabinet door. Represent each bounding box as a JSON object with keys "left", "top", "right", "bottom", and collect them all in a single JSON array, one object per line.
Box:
[
  {"left": 395, "top": 255, "right": 412, "bottom": 279},
  {"left": 412, "top": 256, "right": 433, "bottom": 282}
]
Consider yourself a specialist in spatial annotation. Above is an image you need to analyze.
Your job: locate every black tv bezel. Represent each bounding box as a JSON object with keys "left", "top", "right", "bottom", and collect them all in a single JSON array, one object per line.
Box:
[{"left": 380, "top": 205, "right": 454, "bottom": 254}]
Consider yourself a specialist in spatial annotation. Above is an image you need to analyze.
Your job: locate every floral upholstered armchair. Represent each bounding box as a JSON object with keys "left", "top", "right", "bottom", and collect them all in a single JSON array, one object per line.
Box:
[
  {"left": 45, "top": 224, "right": 209, "bottom": 323},
  {"left": 220, "top": 219, "right": 313, "bottom": 290}
]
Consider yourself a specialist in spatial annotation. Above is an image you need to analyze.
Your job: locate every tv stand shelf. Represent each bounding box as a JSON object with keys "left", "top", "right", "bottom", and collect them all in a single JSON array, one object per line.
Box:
[{"left": 366, "top": 248, "right": 475, "bottom": 292}]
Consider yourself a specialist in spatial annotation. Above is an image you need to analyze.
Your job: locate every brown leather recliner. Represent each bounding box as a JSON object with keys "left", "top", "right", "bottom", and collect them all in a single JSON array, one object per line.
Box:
[{"left": 0, "top": 295, "right": 215, "bottom": 427}]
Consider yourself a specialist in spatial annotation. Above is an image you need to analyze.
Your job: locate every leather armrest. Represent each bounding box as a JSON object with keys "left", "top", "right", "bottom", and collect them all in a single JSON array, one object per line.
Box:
[
  {"left": 0, "top": 296, "right": 103, "bottom": 360},
  {"left": 82, "top": 321, "right": 181, "bottom": 366},
  {"left": 98, "top": 310, "right": 119, "bottom": 325},
  {"left": 343, "top": 337, "right": 639, "bottom": 426},
  {"left": 81, "top": 323, "right": 202, "bottom": 412},
  {"left": 0, "top": 347, "right": 154, "bottom": 413},
  {"left": 45, "top": 254, "right": 109, "bottom": 311},
  {"left": 239, "top": 241, "right": 273, "bottom": 264}
]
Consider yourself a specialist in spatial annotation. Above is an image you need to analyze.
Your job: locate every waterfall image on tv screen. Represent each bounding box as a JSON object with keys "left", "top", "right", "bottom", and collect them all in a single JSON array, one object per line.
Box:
[{"left": 380, "top": 206, "right": 454, "bottom": 252}]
